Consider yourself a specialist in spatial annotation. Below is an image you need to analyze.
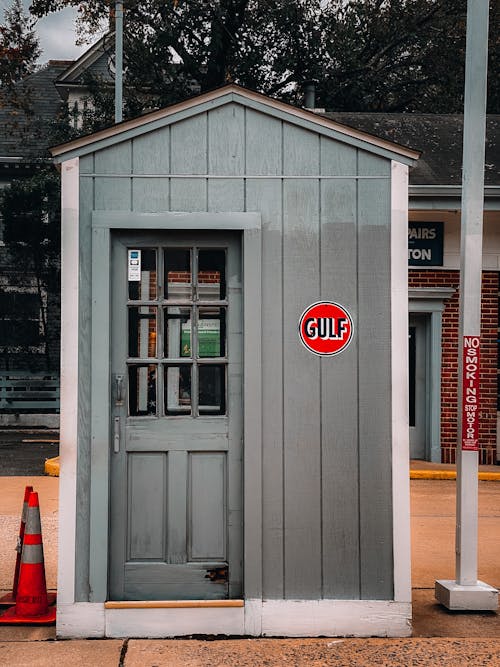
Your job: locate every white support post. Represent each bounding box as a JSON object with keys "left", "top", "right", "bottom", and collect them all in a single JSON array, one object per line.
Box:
[
  {"left": 114, "top": 2, "right": 124, "bottom": 124},
  {"left": 435, "top": 0, "right": 498, "bottom": 611}
]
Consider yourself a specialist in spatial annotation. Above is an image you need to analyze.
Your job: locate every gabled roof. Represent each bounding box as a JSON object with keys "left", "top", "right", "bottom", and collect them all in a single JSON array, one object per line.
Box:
[
  {"left": 323, "top": 112, "right": 500, "bottom": 187},
  {"left": 55, "top": 33, "right": 114, "bottom": 88},
  {"left": 50, "top": 84, "right": 421, "bottom": 166},
  {"left": 0, "top": 61, "right": 72, "bottom": 161}
]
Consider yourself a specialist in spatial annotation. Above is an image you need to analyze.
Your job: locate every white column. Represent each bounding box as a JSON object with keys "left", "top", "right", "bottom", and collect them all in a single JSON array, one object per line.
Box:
[
  {"left": 435, "top": 0, "right": 498, "bottom": 611},
  {"left": 57, "top": 158, "right": 79, "bottom": 608}
]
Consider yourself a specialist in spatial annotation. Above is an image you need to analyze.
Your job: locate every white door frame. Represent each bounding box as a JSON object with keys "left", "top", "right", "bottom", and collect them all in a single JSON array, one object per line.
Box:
[
  {"left": 87, "top": 211, "right": 262, "bottom": 605},
  {"left": 409, "top": 287, "right": 455, "bottom": 462}
]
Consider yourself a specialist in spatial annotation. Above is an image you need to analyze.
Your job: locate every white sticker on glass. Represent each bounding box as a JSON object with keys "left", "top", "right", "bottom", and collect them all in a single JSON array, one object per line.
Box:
[{"left": 128, "top": 249, "right": 141, "bottom": 282}]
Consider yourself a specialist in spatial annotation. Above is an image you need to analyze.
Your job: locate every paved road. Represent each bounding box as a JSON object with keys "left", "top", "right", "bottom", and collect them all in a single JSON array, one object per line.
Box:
[{"left": 0, "top": 430, "right": 59, "bottom": 475}]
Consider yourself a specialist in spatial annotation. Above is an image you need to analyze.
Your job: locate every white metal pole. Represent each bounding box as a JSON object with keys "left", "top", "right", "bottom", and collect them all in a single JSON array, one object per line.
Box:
[
  {"left": 115, "top": 1, "right": 124, "bottom": 124},
  {"left": 456, "top": 0, "right": 489, "bottom": 587},
  {"left": 435, "top": 0, "right": 497, "bottom": 611}
]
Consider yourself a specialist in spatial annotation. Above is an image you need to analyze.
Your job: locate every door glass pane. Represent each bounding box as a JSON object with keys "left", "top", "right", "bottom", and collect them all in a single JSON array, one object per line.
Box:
[
  {"left": 165, "top": 366, "right": 192, "bottom": 415},
  {"left": 164, "top": 307, "right": 192, "bottom": 358},
  {"left": 198, "top": 249, "right": 226, "bottom": 301},
  {"left": 128, "top": 249, "right": 157, "bottom": 301},
  {"left": 128, "top": 364, "right": 157, "bottom": 416},
  {"left": 199, "top": 365, "right": 225, "bottom": 415},
  {"left": 164, "top": 249, "right": 192, "bottom": 300},
  {"left": 198, "top": 307, "right": 226, "bottom": 358},
  {"left": 128, "top": 306, "right": 157, "bottom": 358}
]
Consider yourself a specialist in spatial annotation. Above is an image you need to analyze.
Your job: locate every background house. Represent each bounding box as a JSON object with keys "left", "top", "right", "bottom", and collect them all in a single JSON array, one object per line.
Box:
[
  {"left": 0, "top": 36, "right": 116, "bottom": 421},
  {"left": 0, "top": 60, "right": 69, "bottom": 420}
]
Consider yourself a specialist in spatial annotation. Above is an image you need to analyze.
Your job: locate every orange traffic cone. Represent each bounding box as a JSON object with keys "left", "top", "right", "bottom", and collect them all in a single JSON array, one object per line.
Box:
[
  {"left": 0, "top": 492, "right": 56, "bottom": 624},
  {"left": 0, "top": 485, "right": 33, "bottom": 607}
]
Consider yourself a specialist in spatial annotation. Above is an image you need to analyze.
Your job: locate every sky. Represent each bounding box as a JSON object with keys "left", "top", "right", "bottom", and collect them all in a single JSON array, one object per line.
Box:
[{"left": 0, "top": 1, "right": 88, "bottom": 63}]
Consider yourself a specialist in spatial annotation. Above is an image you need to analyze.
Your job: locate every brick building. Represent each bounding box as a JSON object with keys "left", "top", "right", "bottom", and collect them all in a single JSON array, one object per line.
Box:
[{"left": 325, "top": 114, "right": 500, "bottom": 464}]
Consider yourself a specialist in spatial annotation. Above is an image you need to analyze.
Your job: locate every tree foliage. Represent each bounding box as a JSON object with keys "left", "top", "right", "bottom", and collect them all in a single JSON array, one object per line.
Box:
[
  {"left": 29, "top": 0, "right": 499, "bottom": 114},
  {"left": 1, "top": 168, "right": 60, "bottom": 251},
  {"left": 0, "top": 167, "right": 61, "bottom": 369},
  {"left": 0, "top": 0, "right": 40, "bottom": 88}
]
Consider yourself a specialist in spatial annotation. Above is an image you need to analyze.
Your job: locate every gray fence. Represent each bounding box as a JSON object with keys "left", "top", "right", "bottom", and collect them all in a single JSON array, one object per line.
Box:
[{"left": 0, "top": 373, "right": 60, "bottom": 412}]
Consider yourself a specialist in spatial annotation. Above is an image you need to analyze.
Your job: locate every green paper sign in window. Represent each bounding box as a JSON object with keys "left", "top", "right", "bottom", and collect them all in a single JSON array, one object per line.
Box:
[{"left": 181, "top": 320, "right": 221, "bottom": 357}]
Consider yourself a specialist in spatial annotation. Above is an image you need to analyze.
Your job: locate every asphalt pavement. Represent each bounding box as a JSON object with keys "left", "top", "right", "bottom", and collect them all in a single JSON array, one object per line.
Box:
[
  {"left": 0, "top": 430, "right": 59, "bottom": 476},
  {"left": 0, "top": 430, "right": 500, "bottom": 664}
]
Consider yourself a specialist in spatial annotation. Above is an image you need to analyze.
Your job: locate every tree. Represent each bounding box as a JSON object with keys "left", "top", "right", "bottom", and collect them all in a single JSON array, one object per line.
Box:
[
  {"left": 0, "top": 0, "right": 40, "bottom": 89},
  {"left": 28, "top": 0, "right": 499, "bottom": 115},
  {"left": 0, "top": 167, "right": 61, "bottom": 371}
]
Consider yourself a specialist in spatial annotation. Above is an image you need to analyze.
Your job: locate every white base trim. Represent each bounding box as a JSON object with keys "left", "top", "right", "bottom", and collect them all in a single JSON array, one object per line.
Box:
[
  {"left": 56, "top": 600, "right": 412, "bottom": 638},
  {"left": 57, "top": 602, "right": 105, "bottom": 638},
  {"left": 435, "top": 580, "right": 499, "bottom": 611},
  {"left": 106, "top": 606, "right": 245, "bottom": 638},
  {"left": 260, "top": 600, "right": 411, "bottom": 637}
]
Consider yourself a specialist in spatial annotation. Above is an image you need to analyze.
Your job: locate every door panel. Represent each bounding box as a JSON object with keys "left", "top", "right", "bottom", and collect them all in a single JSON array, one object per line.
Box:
[
  {"left": 188, "top": 453, "right": 226, "bottom": 561},
  {"left": 109, "top": 231, "right": 242, "bottom": 601},
  {"left": 128, "top": 453, "right": 167, "bottom": 560},
  {"left": 124, "top": 563, "right": 228, "bottom": 600}
]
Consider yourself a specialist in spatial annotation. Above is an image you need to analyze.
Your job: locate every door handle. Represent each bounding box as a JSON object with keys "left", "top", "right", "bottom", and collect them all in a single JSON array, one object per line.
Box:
[
  {"left": 113, "top": 416, "right": 120, "bottom": 453},
  {"left": 114, "top": 374, "right": 124, "bottom": 405}
]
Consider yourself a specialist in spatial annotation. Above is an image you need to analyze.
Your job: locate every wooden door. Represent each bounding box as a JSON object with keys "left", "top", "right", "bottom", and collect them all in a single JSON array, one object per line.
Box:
[{"left": 109, "top": 231, "right": 242, "bottom": 600}]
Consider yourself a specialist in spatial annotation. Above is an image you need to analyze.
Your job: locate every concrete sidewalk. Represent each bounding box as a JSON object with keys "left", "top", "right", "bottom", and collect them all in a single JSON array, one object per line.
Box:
[{"left": 0, "top": 636, "right": 500, "bottom": 666}]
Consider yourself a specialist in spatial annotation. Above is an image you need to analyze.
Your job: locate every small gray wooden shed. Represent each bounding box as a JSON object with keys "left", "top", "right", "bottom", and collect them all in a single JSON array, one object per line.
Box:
[{"left": 52, "top": 85, "right": 419, "bottom": 638}]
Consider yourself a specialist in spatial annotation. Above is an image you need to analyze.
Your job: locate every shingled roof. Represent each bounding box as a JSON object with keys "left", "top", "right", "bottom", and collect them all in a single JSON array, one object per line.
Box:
[
  {"left": 2, "top": 59, "right": 499, "bottom": 190},
  {"left": 322, "top": 112, "right": 500, "bottom": 186},
  {"left": 0, "top": 61, "right": 72, "bottom": 163}
]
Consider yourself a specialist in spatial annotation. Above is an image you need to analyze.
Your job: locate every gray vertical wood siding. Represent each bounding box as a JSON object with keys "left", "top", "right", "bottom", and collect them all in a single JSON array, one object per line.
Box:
[
  {"left": 320, "top": 141, "right": 360, "bottom": 598},
  {"left": 75, "top": 102, "right": 394, "bottom": 601}
]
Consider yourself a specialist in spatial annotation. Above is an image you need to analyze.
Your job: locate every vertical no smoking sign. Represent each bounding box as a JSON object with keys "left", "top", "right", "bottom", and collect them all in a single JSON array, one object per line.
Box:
[{"left": 299, "top": 301, "right": 354, "bottom": 356}]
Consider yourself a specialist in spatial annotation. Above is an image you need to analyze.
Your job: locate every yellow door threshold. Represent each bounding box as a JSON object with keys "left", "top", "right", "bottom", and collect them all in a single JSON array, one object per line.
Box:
[{"left": 105, "top": 600, "right": 244, "bottom": 609}]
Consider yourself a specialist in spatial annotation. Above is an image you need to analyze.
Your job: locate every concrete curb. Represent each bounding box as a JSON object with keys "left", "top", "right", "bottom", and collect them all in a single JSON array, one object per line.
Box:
[
  {"left": 410, "top": 469, "right": 500, "bottom": 481},
  {"left": 44, "top": 457, "right": 60, "bottom": 477},
  {"left": 43, "top": 457, "right": 500, "bottom": 481}
]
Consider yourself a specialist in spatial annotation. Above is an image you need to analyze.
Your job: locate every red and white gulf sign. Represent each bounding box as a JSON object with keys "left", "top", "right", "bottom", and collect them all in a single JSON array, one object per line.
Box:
[{"left": 299, "top": 301, "right": 353, "bottom": 356}]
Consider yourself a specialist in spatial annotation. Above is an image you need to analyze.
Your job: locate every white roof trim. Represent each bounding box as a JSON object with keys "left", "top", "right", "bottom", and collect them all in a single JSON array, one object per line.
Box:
[{"left": 50, "top": 84, "right": 421, "bottom": 162}]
